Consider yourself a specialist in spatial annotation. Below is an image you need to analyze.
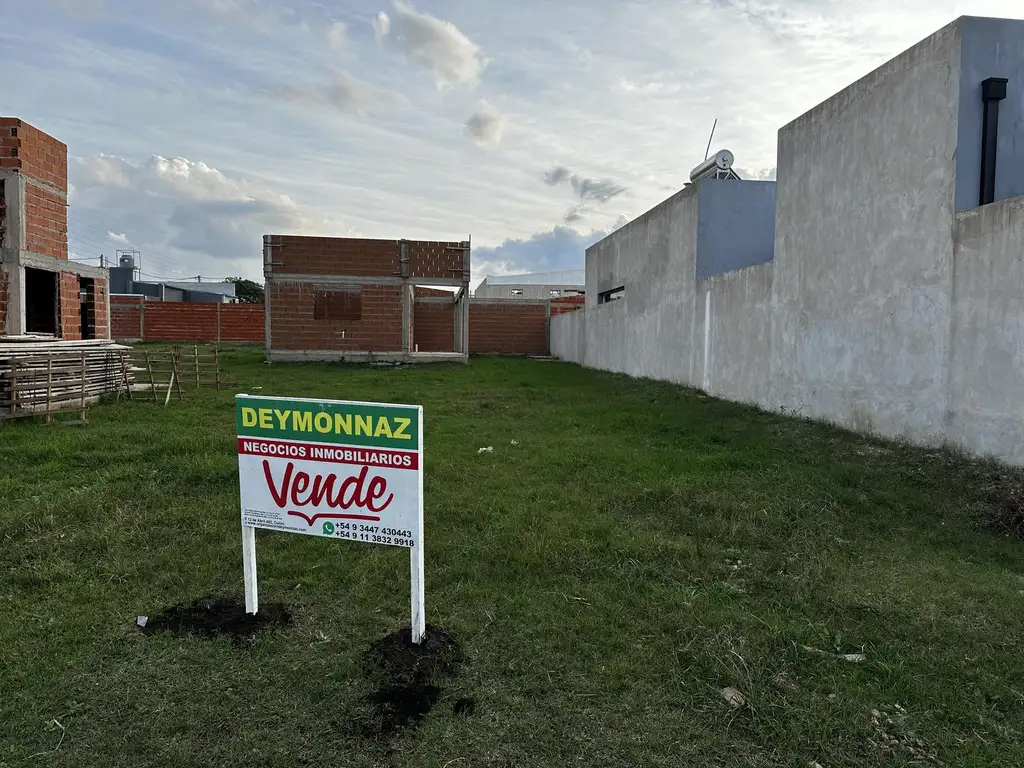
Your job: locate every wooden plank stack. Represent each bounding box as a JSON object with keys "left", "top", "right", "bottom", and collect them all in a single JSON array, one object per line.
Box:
[{"left": 0, "top": 339, "right": 135, "bottom": 422}]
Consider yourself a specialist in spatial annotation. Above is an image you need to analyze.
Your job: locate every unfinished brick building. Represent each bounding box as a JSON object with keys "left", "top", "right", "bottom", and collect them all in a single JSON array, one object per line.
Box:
[
  {"left": 0, "top": 118, "right": 109, "bottom": 339},
  {"left": 263, "top": 235, "right": 472, "bottom": 363}
]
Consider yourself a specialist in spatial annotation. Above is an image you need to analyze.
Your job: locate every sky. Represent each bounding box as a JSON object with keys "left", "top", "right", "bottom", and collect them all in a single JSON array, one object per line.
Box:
[{"left": 2, "top": 0, "right": 1022, "bottom": 288}]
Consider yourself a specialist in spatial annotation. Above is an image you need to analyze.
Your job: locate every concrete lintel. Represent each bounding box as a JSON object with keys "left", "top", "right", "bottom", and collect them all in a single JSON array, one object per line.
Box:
[
  {"left": 269, "top": 274, "right": 465, "bottom": 287},
  {"left": 267, "top": 349, "right": 469, "bottom": 364},
  {"left": 413, "top": 296, "right": 458, "bottom": 304},
  {"left": 18, "top": 250, "right": 109, "bottom": 280},
  {"left": 23, "top": 174, "right": 67, "bottom": 199}
]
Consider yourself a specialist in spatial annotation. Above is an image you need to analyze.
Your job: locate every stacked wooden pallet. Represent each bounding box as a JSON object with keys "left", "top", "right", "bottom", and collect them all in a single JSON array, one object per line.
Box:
[{"left": 0, "top": 339, "right": 135, "bottom": 421}]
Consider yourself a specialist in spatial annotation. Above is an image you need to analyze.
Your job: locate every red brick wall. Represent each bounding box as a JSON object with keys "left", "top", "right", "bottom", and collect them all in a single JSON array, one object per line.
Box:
[
  {"left": 551, "top": 296, "right": 585, "bottom": 315},
  {"left": 412, "top": 300, "right": 455, "bottom": 352},
  {"left": 59, "top": 272, "right": 81, "bottom": 340},
  {"left": 408, "top": 240, "right": 466, "bottom": 280},
  {"left": 93, "top": 278, "right": 109, "bottom": 339},
  {"left": 110, "top": 297, "right": 265, "bottom": 342},
  {"left": 0, "top": 119, "right": 68, "bottom": 192},
  {"left": 145, "top": 302, "right": 219, "bottom": 341},
  {"left": 469, "top": 300, "right": 549, "bottom": 355},
  {"left": 24, "top": 183, "right": 67, "bottom": 260},
  {"left": 220, "top": 303, "right": 264, "bottom": 342},
  {"left": 269, "top": 282, "right": 402, "bottom": 351},
  {"left": 268, "top": 236, "right": 466, "bottom": 280},
  {"left": 112, "top": 296, "right": 144, "bottom": 339},
  {"left": 1, "top": 118, "right": 69, "bottom": 261}
]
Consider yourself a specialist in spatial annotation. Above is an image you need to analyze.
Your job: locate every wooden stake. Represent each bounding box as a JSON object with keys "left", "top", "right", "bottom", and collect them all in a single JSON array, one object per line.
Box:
[{"left": 46, "top": 354, "right": 53, "bottom": 424}]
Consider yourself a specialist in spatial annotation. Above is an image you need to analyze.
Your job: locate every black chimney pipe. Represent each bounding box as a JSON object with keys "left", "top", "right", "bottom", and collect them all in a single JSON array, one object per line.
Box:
[{"left": 979, "top": 77, "right": 1008, "bottom": 207}]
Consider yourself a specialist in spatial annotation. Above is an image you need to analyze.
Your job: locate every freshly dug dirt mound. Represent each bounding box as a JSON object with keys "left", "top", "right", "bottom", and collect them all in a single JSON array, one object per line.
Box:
[
  {"left": 359, "top": 624, "right": 463, "bottom": 738},
  {"left": 139, "top": 597, "right": 292, "bottom": 645}
]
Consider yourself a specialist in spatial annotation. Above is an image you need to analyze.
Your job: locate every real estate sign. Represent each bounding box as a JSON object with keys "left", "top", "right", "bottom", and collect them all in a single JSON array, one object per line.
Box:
[{"left": 235, "top": 394, "right": 426, "bottom": 640}]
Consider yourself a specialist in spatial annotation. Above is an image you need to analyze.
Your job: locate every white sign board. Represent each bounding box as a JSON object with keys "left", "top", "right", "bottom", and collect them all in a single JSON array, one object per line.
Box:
[{"left": 235, "top": 394, "right": 425, "bottom": 641}]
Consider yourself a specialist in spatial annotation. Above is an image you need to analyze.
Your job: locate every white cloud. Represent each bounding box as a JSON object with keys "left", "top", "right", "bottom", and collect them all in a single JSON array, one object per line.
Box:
[
  {"left": 15, "top": 0, "right": 1024, "bottom": 287},
  {"left": 69, "top": 154, "right": 345, "bottom": 281},
  {"left": 465, "top": 103, "right": 505, "bottom": 147},
  {"left": 374, "top": 11, "right": 391, "bottom": 41},
  {"left": 471, "top": 225, "right": 606, "bottom": 288},
  {"left": 383, "top": 0, "right": 485, "bottom": 88},
  {"left": 276, "top": 71, "right": 388, "bottom": 117},
  {"left": 327, "top": 21, "right": 347, "bottom": 51}
]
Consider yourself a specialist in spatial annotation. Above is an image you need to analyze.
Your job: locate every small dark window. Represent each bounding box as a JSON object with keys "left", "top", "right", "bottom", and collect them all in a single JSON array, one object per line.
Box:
[
  {"left": 314, "top": 286, "right": 362, "bottom": 321},
  {"left": 598, "top": 286, "right": 624, "bottom": 304}
]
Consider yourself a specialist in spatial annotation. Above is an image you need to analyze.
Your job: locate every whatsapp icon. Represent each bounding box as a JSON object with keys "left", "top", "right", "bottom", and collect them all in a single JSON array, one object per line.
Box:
[{"left": 322, "top": 521, "right": 336, "bottom": 536}]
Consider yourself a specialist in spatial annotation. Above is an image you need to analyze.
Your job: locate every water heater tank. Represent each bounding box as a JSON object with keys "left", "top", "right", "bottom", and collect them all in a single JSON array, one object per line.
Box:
[
  {"left": 119, "top": 254, "right": 135, "bottom": 269},
  {"left": 689, "top": 149, "right": 735, "bottom": 182}
]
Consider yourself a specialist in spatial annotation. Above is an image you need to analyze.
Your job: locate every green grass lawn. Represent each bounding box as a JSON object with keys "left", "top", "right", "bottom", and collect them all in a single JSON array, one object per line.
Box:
[{"left": 3, "top": 346, "right": 1024, "bottom": 767}]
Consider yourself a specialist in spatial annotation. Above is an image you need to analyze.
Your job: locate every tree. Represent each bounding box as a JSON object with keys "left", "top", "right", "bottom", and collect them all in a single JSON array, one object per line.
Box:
[{"left": 228, "top": 278, "right": 265, "bottom": 304}]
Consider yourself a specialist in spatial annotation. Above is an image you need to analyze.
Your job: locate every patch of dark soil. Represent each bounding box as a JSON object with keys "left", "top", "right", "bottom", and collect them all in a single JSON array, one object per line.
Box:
[
  {"left": 452, "top": 697, "right": 476, "bottom": 716},
  {"left": 987, "top": 491, "right": 1024, "bottom": 539},
  {"left": 138, "top": 597, "right": 292, "bottom": 645},
  {"left": 358, "top": 624, "right": 463, "bottom": 739}
]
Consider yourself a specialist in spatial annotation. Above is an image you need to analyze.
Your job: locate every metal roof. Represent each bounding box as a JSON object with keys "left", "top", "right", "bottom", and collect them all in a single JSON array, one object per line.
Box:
[{"left": 480, "top": 269, "right": 585, "bottom": 286}]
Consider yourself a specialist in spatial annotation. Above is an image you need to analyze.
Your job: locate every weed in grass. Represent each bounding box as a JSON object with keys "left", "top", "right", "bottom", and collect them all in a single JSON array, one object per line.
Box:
[{"left": 986, "top": 489, "right": 1024, "bottom": 539}]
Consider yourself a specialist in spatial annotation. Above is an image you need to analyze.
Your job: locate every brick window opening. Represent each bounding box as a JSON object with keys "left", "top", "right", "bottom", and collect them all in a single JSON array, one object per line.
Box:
[
  {"left": 314, "top": 286, "right": 362, "bottom": 321},
  {"left": 511, "top": 288, "right": 524, "bottom": 296}
]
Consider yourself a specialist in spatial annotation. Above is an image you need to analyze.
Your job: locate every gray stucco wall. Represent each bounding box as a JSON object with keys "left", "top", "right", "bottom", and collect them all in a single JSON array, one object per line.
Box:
[
  {"left": 586, "top": 186, "right": 701, "bottom": 385},
  {"left": 955, "top": 16, "right": 1024, "bottom": 211},
  {"left": 696, "top": 180, "right": 776, "bottom": 278},
  {"left": 550, "top": 16, "right": 1024, "bottom": 467},
  {"left": 768, "top": 20, "right": 961, "bottom": 443},
  {"left": 946, "top": 195, "right": 1024, "bottom": 463},
  {"left": 699, "top": 262, "right": 774, "bottom": 406},
  {"left": 550, "top": 308, "right": 585, "bottom": 363}
]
